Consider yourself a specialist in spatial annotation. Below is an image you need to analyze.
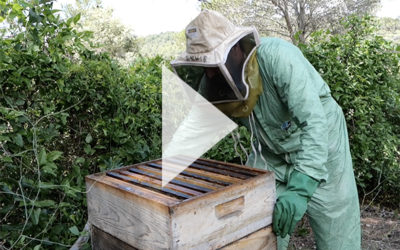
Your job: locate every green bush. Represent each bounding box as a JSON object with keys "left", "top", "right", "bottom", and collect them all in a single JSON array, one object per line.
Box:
[
  {"left": 205, "top": 126, "right": 250, "bottom": 165},
  {"left": 0, "top": 1, "right": 163, "bottom": 248},
  {"left": 299, "top": 16, "right": 400, "bottom": 207}
]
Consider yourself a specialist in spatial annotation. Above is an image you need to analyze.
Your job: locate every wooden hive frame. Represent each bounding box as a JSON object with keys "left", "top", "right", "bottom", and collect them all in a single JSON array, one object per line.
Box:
[{"left": 86, "top": 158, "right": 276, "bottom": 250}]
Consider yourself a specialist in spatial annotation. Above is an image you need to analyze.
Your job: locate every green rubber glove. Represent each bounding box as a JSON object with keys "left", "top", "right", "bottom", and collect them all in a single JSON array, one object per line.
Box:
[{"left": 273, "top": 170, "right": 319, "bottom": 237}]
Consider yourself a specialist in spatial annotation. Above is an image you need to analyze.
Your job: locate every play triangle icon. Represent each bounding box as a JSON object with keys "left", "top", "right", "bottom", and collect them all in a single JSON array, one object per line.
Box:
[{"left": 162, "top": 66, "right": 238, "bottom": 187}]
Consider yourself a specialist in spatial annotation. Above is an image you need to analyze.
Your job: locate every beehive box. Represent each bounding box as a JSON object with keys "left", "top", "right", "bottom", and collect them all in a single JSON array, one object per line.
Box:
[{"left": 86, "top": 158, "right": 276, "bottom": 250}]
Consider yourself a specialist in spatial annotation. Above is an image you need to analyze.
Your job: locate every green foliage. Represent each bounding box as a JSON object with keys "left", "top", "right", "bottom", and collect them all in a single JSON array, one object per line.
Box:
[
  {"left": 205, "top": 126, "right": 250, "bottom": 164},
  {"left": 62, "top": 0, "right": 103, "bottom": 18},
  {"left": 299, "top": 16, "right": 400, "bottom": 207},
  {"left": 202, "top": 0, "right": 380, "bottom": 44},
  {"left": 61, "top": 1, "right": 139, "bottom": 66},
  {"left": 377, "top": 17, "right": 400, "bottom": 44},
  {"left": 75, "top": 7, "right": 139, "bottom": 64},
  {"left": 138, "top": 31, "right": 185, "bottom": 59},
  {"left": 0, "top": 1, "right": 163, "bottom": 248}
]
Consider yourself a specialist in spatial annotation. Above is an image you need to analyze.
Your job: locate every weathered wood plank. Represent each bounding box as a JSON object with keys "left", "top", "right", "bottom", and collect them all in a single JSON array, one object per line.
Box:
[
  {"left": 86, "top": 158, "right": 276, "bottom": 250},
  {"left": 91, "top": 225, "right": 137, "bottom": 250},
  {"left": 157, "top": 160, "right": 242, "bottom": 184},
  {"left": 90, "top": 224, "right": 276, "bottom": 250},
  {"left": 166, "top": 157, "right": 250, "bottom": 179},
  {"left": 170, "top": 173, "right": 276, "bottom": 249},
  {"left": 136, "top": 165, "right": 223, "bottom": 190},
  {"left": 128, "top": 167, "right": 211, "bottom": 192},
  {"left": 197, "top": 158, "right": 269, "bottom": 174},
  {"left": 106, "top": 171, "right": 191, "bottom": 199},
  {"left": 86, "top": 179, "right": 172, "bottom": 250},
  {"left": 220, "top": 226, "right": 277, "bottom": 250},
  {"left": 86, "top": 174, "right": 179, "bottom": 206},
  {"left": 194, "top": 159, "right": 258, "bottom": 177},
  {"left": 215, "top": 196, "right": 245, "bottom": 219},
  {"left": 118, "top": 170, "right": 202, "bottom": 196},
  {"left": 147, "top": 162, "right": 231, "bottom": 186}
]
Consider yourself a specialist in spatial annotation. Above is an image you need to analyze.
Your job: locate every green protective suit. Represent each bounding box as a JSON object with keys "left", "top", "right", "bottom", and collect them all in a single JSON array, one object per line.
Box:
[{"left": 240, "top": 38, "right": 361, "bottom": 250}]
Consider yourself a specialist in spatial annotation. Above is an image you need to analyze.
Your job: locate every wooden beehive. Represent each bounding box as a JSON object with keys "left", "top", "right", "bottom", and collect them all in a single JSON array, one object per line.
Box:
[{"left": 86, "top": 158, "right": 276, "bottom": 250}]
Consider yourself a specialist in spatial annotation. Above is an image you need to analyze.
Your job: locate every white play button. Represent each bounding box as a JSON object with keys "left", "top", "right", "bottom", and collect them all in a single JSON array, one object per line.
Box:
[{"left": 162, "top": 66, "right": 238, "bottom": 187}]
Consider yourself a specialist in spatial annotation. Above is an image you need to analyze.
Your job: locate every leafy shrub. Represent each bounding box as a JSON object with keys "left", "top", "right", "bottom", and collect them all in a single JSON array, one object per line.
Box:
[
  {"left": 0, "top": 1, "right": 163, "bottom": 248},
  {"left": 299, "top": 16, "right": 400, "bottom": 207},
  {"left": 205, "top": 126, "right": 250, "bottom": 165}
]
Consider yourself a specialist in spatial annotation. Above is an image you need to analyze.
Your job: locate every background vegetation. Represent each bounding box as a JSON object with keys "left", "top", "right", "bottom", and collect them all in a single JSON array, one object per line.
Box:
[
  {"left": 299, "top": 16, "right": 400, "bottom": 206},
  {"left": 202, "top": 0, "right": 380, "bottom": 44},
  {"left": 0, "top": 0, "right": 399, "bottom": 249}
]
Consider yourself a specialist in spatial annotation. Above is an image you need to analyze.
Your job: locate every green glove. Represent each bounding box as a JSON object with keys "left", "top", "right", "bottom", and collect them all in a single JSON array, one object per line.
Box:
[{"left": 273, "top": 170, "right": 319, "bottom": 237}]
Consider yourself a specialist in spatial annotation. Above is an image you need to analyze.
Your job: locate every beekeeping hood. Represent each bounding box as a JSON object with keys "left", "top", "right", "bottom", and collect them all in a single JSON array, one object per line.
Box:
[{"left": 171, "top": 10, "right": 260, "bottom": 105}]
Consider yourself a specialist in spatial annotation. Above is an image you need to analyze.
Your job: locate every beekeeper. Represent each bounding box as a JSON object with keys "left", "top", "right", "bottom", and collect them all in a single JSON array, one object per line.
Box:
[{"left": 171, "top": 10, "right": 361, "bottom": 250}]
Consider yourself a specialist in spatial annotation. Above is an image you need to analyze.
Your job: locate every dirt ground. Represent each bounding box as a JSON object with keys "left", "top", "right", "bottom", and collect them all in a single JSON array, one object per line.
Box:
[{"left": 288, "top": 206, "right": 400, "bottom": 250}]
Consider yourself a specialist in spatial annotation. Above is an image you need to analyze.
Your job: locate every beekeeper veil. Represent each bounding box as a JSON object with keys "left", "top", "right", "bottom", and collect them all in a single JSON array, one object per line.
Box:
[{"left": 171, "top": 10, "right": 260, "bottom": 104}]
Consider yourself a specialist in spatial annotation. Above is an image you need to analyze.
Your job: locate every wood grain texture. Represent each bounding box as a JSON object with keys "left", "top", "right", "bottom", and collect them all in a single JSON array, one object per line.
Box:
[
  {"left": 117, "top": 170, "right": 202, "bottom": 196},
  {"left": 91, "top": 225, "right": 137, "bottom": 250},
  {"left": 91, "top": 224, "right": 276, "bottom": 250},
  {"left": 86, "top": 158, "right": 276, "bottom": 250},
  {"left": 86, "top": 179, "right": 172, "bottom": 250},
  {"left": 215, "top": 196, "right": 245, "bottom": 219},
  {"left": 220, "top": 226, "right": 277, "bottom": 250},
  {"left": 170, "top": 173, "right": 276, "bottom": 249},
  {"left": 155, "top": 160, "right": 241, "bottom": 184},
  {"left": 197, "top": 158, "right": 268, "bottom": 174},
  {"left": 136, "top": 165, "right": 223, "bottom": 190},
  {"left": 86, "top": 174, "right": 179, "bottom": 206}
]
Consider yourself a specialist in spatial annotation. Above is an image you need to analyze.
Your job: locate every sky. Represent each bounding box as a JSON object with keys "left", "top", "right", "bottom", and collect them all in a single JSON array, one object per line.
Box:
[
  {"left": 55, "top": 0, "right": 399, "bottom": 37},
  {"left": 377, "top": 0, "right": 400, "bottom": 19},
  {"left": 101, "top": 0, "right": 201, "bottom": 36}
]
